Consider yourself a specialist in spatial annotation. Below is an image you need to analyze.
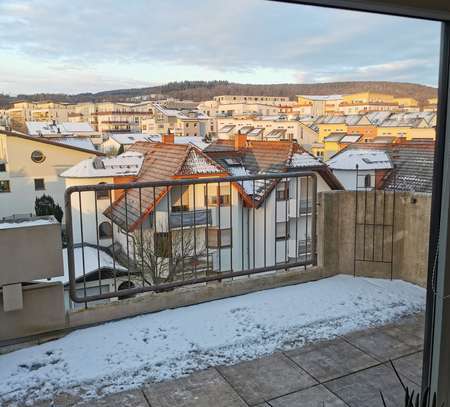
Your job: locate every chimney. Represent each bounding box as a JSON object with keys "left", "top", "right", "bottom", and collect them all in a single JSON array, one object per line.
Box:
[
  {"left": 234, "top": 130, "right": 247, "bottom": 150},
  {"left": 162, "top": 129, "right": 174, "bottom": 144}
]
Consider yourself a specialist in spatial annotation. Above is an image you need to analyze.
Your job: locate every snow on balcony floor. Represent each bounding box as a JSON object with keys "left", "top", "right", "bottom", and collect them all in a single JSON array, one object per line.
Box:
[{"left": 0, "top": 275, "right": 425, "bottom": 405}]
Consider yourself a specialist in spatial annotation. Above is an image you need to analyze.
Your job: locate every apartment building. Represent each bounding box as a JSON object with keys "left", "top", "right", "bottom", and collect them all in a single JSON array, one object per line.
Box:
[
  {"left": 7, "top": 101, "right": 75, "bottom": 132},
  {"left": 213, "top": 95, "right": 289, "bottom": 105},
  {"left": 198, "top": 98, "right": 293, "bottom": 138},
  {"left": 423, "top": 97, "right": 438, "bottom": 112},
  {"left": 90, "top": 102, "right": 154, "bottom": 133},
  {"left": 376, "top": 112, "right": 436, "bottom": 140},
  {"left": 217, "top": 116, "right": 318, "bottom": 149},
  {"left": 0, "top": 130, "right": 102, "bottom": 220},
  {"left": 142, "top": 104, "right": 209, "bottom": 138},
  {"left": 338, "top": 92, "right": 399, "bottom": 114},
  {"left": 394, "top": 97, "right": 420, "bottom": 112},
  {"left": 296, "top": 95, "right": 343, "bottom": 115}
]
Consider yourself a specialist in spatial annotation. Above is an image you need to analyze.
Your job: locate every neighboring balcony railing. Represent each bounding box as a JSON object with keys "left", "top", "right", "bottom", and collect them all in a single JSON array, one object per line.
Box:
[
  {"left": 65, "top": 171, "right": 317, "bottom": 305},
  {"left": 169, "top": 209, "right": 212, "bottom": 228}
]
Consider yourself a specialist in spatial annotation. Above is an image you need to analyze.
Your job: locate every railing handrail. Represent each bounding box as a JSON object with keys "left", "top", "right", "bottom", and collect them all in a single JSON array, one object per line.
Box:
[{"left": 64, "top": 171, "right": 317, "bottom": 195}]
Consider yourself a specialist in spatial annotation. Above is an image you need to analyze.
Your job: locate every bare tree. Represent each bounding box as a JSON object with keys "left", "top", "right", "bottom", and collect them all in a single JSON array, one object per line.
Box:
[{"left": 133, "top": 226, "right": 208, "bottom": 286}]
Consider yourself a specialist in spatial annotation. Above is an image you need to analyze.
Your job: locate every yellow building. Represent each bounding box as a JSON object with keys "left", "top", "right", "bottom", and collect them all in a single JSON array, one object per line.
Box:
[
  {"left": 296, "top": 95, "right": 343, "bottom": 115},
  {"left": 394, "top": 97, "right": 420, "bottom": 112},
  {"left": 339, "top": 92, "right": 399, "bottom": 114},
  {"left": 424, "top": 97, "right": 438, "bottom": 112},
  {"left": 377, "top": 116, "right": 436, "bottom": 140},
  {"left": 0, "top": 130, "right": 102, "bottom": 219}
]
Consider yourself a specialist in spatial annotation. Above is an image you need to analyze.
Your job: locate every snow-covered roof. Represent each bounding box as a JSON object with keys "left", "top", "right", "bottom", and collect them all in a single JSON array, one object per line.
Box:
[
  {"left": 153, "top": 104, "right": 208, "bottom": 120},
  {"left": 289, "top": 152, "right": 323, "bottom": 168},
  {"left": 50, "top": 137, "right": 97, "bottom": 152},
  {"left": 327, "top": 149, "right": 393, "bottom": 171},
  {"left": 148, "top": 135, "right": 209, "bottom": 150},
  {"left": 40, "top": 246, "right": 127, "bottom": 285},
  {"left": 297, "top": 94, "right": 343, "bottom": 101},
  {"left": 61, "top": 151, "right": 144, "bottom": 178},
  {"left": 109, "top": 133, "right": 157, "bottom": 145},
  {"left": 366, "top": 111, "right": 392, "bottom": 125},
  {"left": 26, "top": 121, "right": 95, "bottom": 136},
  {"left": 341, "top": 134, "right": 361, "bottom": 143}
]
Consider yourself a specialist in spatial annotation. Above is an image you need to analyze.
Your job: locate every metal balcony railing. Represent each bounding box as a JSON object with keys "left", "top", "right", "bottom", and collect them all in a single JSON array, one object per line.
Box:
[{"left": 65, "top": 171, "right": 317, "bottom": 305}]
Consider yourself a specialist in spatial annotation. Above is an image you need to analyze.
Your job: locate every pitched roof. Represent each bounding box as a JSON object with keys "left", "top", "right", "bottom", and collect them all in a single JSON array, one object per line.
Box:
[
  {"left": 61, "top": 151, "right": 144, "bottom": 178},
  {"left": 104, "top": 142, "right": 225, "bottom": 231},
  {"left": 327, "top": 148, "right": 393, "bottom": 170},
  {"left": 382, "top": 142, "right": 435, "bottom": 193},
  {"left": 26, "top": 121, "right": 95, "bottom": 136},
  {"left": 205, "top": 140, "right": 342, "bottom": 204},
  {"left": 0, "top": 130, "right": 104, "bottom": 156},
  {"left": 331, "top": 140, "right": 436, "bottom": 193}
]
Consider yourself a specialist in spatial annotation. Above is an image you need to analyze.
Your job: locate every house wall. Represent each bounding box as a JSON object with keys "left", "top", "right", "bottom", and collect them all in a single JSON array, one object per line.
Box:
[
  {"left": 330, "top": 169, "right": 375, "bottom": 190},
  {"left": 65, "top": 176, "right": 115, "bottom": 246},
  {"left": 0, "top": 134, "right": 97, "bottom": 220}
]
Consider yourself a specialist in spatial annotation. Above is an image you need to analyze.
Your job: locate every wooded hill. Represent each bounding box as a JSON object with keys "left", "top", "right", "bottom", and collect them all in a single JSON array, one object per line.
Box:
[{"left": 0, "top": 80, "right": 437, "bottom": 107}]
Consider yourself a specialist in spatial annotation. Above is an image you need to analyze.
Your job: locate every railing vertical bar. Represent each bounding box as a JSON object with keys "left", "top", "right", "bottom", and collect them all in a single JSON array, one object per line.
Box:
[
  {"left": 354, "top": 164, "right": 359, "bottom": 276},
  {"left": 295, "top": 176, "right": 299, "bottom": 262},
  {"left": 274, "top": 180, "right": 277, "bottom": 267},
  {"left": 381, "top": 188, "right": 386, "bottom": 262},
  {"left": 109, "top": 189, "right": 117, "bottom": 292},
  {"left": 363, "top": 176, "right": 368, "bottom": 261},
  {"left": 78, "top": 191, "right": 87, "bottom": 309},
  {"left": 284, "top": 177, "right": 288, "bottom": 267},
  {"left": 229, "top": 181, "right": 233, "bottom": 273},
  {"left": 311, "top": 175, "right": 317, "bottom": 266},
  {"left": 193, "top": 184, "right": 197, "bottom": 276},
  {"left": 252, "top": 179, "right": 256, "bottom": 272},
  {"left": 139, "top": 187, "right": 145, "bottom": 287},
  {"left": 153, "top": 185, "right": 157, "bottom": 284},
  {"left": 124, "top": 190, "right": 131, "bottom": 286},
  {"left": 218, "top": 182, "right": 222, "bottom": 273},
  {"left": 94, "top": 190, "right": 102, "bottom": 295},
  {"left": 305, "top": 176, "right": 309, "bottom": 269},
  {"left": 241, "top": 190, "right": 244, "bottom": 271},
  {"left": 264, "top": 178, "right": 267, "bottom": 268},
  {"left": 205, "top": 183, "right": 210, "bottom": 273},
  {"left": 166, "top": 186, "right": 172, "bottom": 285},
  {"left": 180, "top": 185, "right": 185, "bottom": 281},
  {"left": 390, "top": 167, "right": 396, "bottom": 281},
  {"left": 372, "top": 184, "right": 377, "bottom": 262}
]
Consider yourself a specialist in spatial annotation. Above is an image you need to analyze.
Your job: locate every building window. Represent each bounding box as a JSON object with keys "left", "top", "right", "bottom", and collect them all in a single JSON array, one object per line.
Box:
[
  {"left": 96, "top": 182, "right": 110, "bottom": 200},
  {"left": 364, "top": 174, "right": 372, "bottom": 188},
  {"left": 276, "top": 181, "right": 289, "bottom": 201},
  {"left": 31, "top": 150, "right": 45, "bottom": 163},
  {"left": 276, "top": 222, "right": 289, "bottom": 240},
  {"left": 207, "top": 228, "right": 231, "bottom": 248},
  {"left": 98, "top": 221, "right": 113, "bottom": 239},
  {"left": 34, "top": 178, "right": 45, "bottom": 191},
  {"left": 206, "top": 185, "right": 231, "bottom": 207},
  {"left": 0, "top": 162, "right": 5, "bottom": 172},
  {"left": 154, "top": 232, "right": 172, "bottom": 257},
  {"left": 0, "top": 180, "right": 10, "bottom": 192},
  {"left": 171, "top": 187, "right": 190, "bottom": 212}
]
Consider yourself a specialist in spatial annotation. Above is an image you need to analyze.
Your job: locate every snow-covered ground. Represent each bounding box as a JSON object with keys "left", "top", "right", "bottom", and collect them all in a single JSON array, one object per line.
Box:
[{"left": 0, "top": 275, "right": 425, "bottom": 405}]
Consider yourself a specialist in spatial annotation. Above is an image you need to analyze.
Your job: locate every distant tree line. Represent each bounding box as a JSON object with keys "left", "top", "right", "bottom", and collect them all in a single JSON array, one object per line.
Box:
[{"left": 0, "top": 80, "right": 438, "bottom": 108}]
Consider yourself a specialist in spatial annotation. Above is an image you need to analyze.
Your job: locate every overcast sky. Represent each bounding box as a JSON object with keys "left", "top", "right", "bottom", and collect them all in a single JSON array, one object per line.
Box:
[{"left": 0, "top": 0, "right": 441, "bottom": 95}]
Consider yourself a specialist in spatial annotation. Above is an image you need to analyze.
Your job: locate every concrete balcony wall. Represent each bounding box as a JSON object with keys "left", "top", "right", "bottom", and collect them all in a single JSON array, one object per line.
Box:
[
  {"left": 318, "top": 191, "right": 431, "bottom": 287},
  {"left": 0, "top": 218, "right": 64, "bottom": 285}
]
